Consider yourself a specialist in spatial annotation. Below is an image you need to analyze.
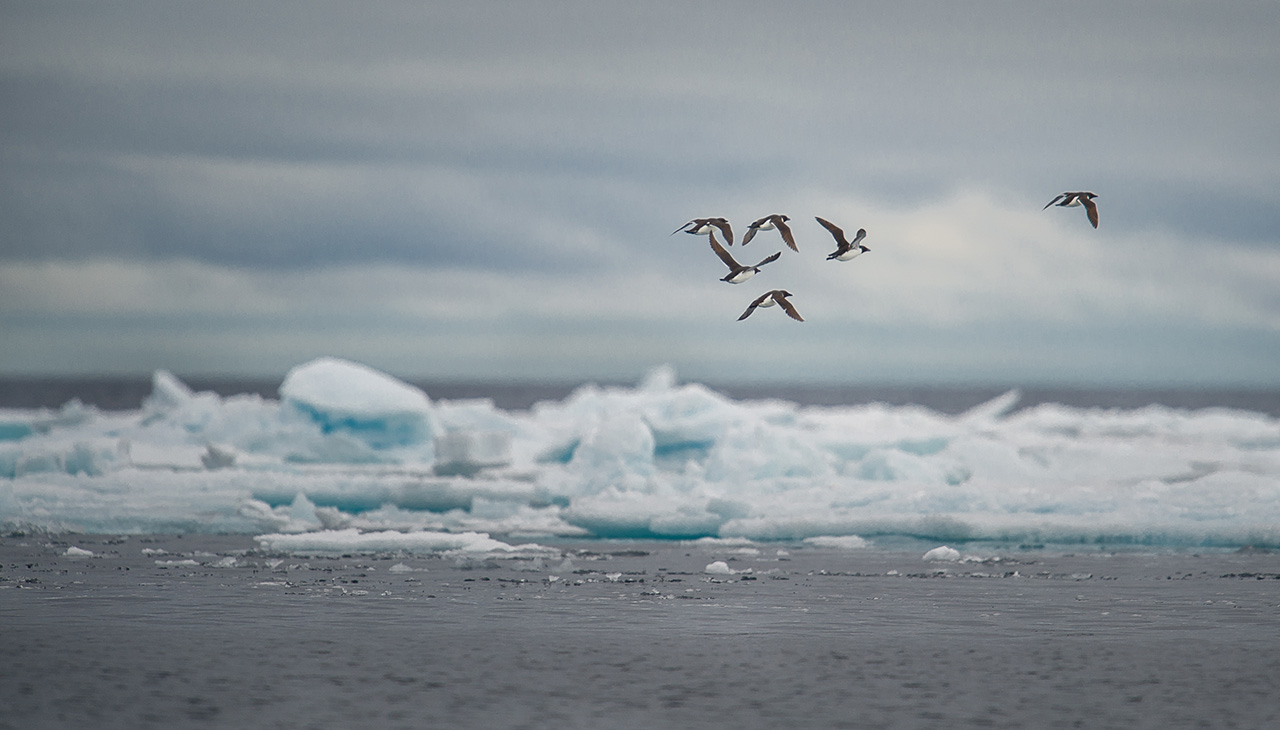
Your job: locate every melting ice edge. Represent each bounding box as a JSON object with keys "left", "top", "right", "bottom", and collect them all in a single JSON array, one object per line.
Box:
[{"left": 3, "top": 357, "right": 1280, "bottom": 551}]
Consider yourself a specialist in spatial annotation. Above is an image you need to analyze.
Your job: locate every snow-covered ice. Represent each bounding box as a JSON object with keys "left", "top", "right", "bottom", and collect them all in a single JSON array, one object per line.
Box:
[
  {"left": 923, "top": 545, "right": 962, "bottom": 562},
  {"left": 4, "top": 356, "right": 1280, "bottom": 551},
  {"left": 704, "top": 560, "right": 736, "bottom": 575}
]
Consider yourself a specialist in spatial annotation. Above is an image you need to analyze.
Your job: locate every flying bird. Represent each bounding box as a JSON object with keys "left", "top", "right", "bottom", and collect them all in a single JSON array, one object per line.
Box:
[
  {"left": 815, "top": 217, "right": 870, "bottom": 261},
  {"left": 672, "top": 217, "right": 734, "bottom": 245},
  {"left": 1043, "top": 192, "right": 1099, "bottom": 228},
  {"left": 738, "top": 290, "right": 804, "bottom": 321},
  {"left": 742, "top": 214, "right": 798, "bottom": 251},
  {"left": 709, "top": 235, "right": 781, "bottom": 283}
]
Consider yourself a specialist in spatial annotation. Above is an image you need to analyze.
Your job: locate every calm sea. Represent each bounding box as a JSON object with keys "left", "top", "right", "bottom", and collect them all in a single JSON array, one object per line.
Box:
[{"left": 1, "top": 376, "right": 1278, "bottom": 416}]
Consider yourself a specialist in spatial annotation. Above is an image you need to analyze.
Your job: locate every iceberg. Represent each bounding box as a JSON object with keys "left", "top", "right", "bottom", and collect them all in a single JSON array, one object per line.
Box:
[
  {"left": 280, "top": 357, "right": 439, "bottom": 450},
  {"left": 2, "top": 358, "right": 1280, "bottom": 550}
]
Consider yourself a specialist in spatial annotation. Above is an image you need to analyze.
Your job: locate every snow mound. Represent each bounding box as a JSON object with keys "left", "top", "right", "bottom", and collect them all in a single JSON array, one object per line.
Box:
[{"left": 923, "top": 545, "right": 961, "bottom": 562}]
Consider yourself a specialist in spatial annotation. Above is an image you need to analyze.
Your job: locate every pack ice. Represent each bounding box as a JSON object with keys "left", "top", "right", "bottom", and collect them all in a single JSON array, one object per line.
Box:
[{"left": 3, "top": 357, "right": 1280, "bottom": 550}]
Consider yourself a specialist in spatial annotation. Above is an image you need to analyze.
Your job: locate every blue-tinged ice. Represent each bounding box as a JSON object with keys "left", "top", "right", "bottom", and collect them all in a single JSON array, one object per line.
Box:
[
  {"left": 280, "top": 357, "right": 439, "bottom": 450},
  {"left": 3, "top": 358, "right": 1280, "bottom": 550}
]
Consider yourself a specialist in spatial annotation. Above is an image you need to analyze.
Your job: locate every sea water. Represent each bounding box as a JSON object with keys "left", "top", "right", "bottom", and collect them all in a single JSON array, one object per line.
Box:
[{"left": 4, "top": 359, "right": 1279, "bottom": 728}]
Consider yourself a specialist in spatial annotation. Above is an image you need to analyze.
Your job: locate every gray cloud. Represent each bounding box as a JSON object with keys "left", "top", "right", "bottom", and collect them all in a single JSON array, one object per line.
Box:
[
  {"left": 2, "top": 2, "right": 1278, "bottom": 383},
  {"left": 4, "top": 2, "right": 1277, "bottom": 266}
]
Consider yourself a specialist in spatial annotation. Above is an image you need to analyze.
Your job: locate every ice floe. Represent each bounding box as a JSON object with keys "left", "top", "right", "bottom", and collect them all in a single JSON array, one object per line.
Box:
[{"left": 3, "top": 357, "right": 1280, "bottom": 549}]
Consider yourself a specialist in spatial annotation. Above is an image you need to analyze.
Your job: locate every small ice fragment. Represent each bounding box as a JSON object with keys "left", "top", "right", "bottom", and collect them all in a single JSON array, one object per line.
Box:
[
  {"left": 705, "top": 561, "right": 735, "bottom": 575},
  {"left": 388, "top": 562, "right": 415, "bottom": 573},
  {"left": 804, "top": 535, "right": 869, "bottom": 550},
  {"left": 923, "top": 546, "right": 961, "bottom": 562},
  {"left": 605, "top": 572, "right": 623, "bottom": 582},
  {"left": 64, "top": 546, "right": 93, "bottom": 558},
  {"left": 887, "top": 569, "right": 900, "bottom": 576},
  {"left": 201, "top": 443, "right": 237, "bottom": 470},
  {"left": 211, "top": 556, "right": 238, "bottom": 568}
]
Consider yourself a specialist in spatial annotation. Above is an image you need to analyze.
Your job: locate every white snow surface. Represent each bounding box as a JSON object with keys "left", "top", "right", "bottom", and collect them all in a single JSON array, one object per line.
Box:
[
  {"left": 923, "top": 545, "right": 962, "bottom": 562},
  {"left": 4, "top": 357, "right": 1280, "bottom": 550},
  {"left": 704, "top": 560, "right": 736, "bottom": 575},
  {"left": 255, "top": 528, "right": 554, "bottom": 556},
  {"left": 805, "top": 535, "right": 870, "bottom": 550}
]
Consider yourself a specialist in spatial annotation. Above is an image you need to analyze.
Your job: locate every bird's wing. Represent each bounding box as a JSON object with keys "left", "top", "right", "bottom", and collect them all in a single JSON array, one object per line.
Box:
[
  {"left": 850, "top": 228, "right": 866, "bottom": 245},
  {"left": 776, "top": 218, "right": 798, "bottom": 252},
  {"left": 1043, "top": 194, "right": 1066, "bottom": 210},
  {"left": 742, "top": 290, "right": 768, "bottom": 320},
  {"left": 741, "top": 226, "right": 759, "bottom": 246},
  {"left": 671, "top": 219, "right": 696, "bottom": 235},
  {"left": 712, "top": 219, "right": 734, "bottom": 246},
  {"left": 754, "top": 251, "right": 781, "bottom": 268},
  {"left": 708, "top": 235, "right": 741, "bottom": 270},
  {"left": 1082, "top": 197, "right": 1099, "bottom": 228},
  {"left": 815, "top": 217, "right": 847, "bottom": 246},
  {"left": 776, "top": 295, "right": 804, "bottom": 322}
]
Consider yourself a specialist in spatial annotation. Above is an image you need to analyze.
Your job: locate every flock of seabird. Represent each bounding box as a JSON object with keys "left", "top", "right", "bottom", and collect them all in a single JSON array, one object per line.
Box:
[{"left": 675, "top": 191, "right": 1098, "bottom": 322}]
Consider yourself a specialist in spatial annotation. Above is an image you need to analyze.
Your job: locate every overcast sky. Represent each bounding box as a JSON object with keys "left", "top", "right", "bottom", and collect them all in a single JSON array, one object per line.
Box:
[{"left": 2, "top": 1, "right": 1278, "bottom": 386}]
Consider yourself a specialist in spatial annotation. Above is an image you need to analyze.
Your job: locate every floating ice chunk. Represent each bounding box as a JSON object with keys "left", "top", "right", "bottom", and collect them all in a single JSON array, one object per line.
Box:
[
  {"left": 1, "top": 438, "right": 130, "bottom": 479},
  {"left": 804, "top": 535, "right": 870, "bottom": 550},
  {"left": 923, "top": 545, "right": 961, "bottom": 562},
  {"left": 958, "top": 389, "right": 1021, "bottom": 423},
  {"left": 286, "top": 492, "right": 323, "bottom": 532},
  {"left": 563, "top": 490, "right": 724, "bottom": 538},
  {"left": 639, "top": 364, "right": 678, "bottom": 392},
  {"left": 280, "top": 357, "right": 438, "bottom": 449},
  {"left": 64, "top": 546, "right": 93, "bottom": 557},
  {"left": 201, "top": 443, "right": 237, "bottom": 470},
  {"left": 127, "top": 442, "right": 205, "bottom": 470},
  {"left": 704, "top": 560, "right": 735, "bottom": 575},
  {"left": 0, "top": 417, "right": 34, "bottom": 442},
  {"left": 0, "top": 400, "right": 97, "bottom": 442},
  {"left": 434, "top": 430, "right": 512, "bottom": 476},
  {"left": 143, "top": 370, "right": 195, "bottom": 414},
  {"left": 569, "top": 410, "right": 656, "bottom": 488},
  {"left": 254, "top": 528, "right": 554, "bottom": 556},
  {"left": 688, "top": 536, "right": 756, "bottom": 546}
]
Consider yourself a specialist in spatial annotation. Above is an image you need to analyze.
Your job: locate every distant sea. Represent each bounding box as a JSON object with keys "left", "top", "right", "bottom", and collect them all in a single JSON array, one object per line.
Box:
[{"left": 2, "top": 375, "right": 1279, "bottom": 416}]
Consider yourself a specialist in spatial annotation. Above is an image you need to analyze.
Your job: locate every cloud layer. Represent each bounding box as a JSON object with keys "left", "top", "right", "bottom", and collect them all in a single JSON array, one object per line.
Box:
[{"left": 2, "top": 2, "right": 1278, "bottom": 383}]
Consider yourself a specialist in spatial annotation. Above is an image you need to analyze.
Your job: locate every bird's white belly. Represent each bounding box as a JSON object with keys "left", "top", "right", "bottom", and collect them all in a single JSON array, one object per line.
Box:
[
  {"left": 834, "top": 248, "right": 865, "bottom": 261},
  {"left": 726, "top": 270, "right": 755, "bottom": 283}
]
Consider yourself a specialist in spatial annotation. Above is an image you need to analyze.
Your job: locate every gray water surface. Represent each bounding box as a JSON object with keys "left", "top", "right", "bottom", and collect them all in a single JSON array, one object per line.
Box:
[{"left": 3, "top": 535, "right": 1278, "bottom": 729}]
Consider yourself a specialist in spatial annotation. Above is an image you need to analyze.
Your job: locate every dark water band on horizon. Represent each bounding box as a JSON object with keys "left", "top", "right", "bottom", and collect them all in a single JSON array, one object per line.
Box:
[{"left": 3, "top": 376, "right": 1279, "bottom": 417}]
